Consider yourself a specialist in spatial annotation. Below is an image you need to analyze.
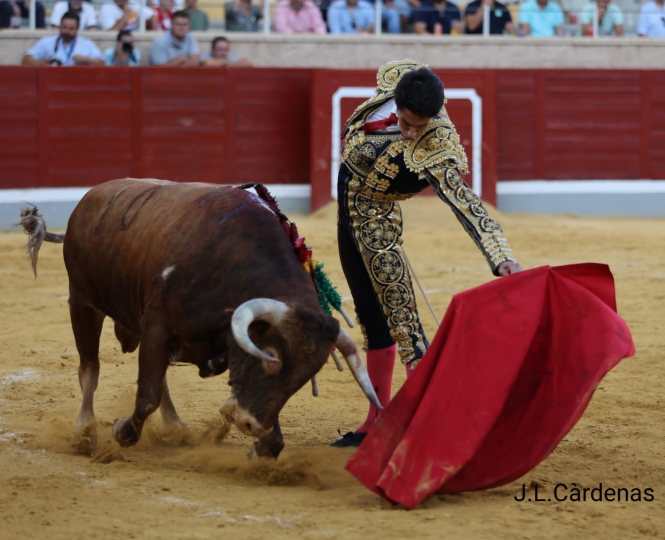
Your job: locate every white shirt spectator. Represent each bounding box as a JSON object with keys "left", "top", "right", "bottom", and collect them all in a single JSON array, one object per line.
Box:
[
  {"left": 26, "top": 34, "right": 103, "bottom": 66},
  {"left": 99, "top": 1, "right": 154, "bottom": 31},
  {"left": 50, "top": 1, "right": 98, "bottom": 29},
  {"left": 637, "top": 0, "right": 665, "bottom": 37}
]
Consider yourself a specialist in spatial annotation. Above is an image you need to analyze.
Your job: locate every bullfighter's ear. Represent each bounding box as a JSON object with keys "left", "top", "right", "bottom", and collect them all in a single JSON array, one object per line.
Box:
[{"left": 225, "top": 308, "right": 235, "bottom": 316}]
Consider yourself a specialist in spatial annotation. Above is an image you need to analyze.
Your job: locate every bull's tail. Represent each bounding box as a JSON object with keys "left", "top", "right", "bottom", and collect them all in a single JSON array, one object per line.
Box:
[{"left": 15, "top": 206, "right": 65, "bottom": 278}]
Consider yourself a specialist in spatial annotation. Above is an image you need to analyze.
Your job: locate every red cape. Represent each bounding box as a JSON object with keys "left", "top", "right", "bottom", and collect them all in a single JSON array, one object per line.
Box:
[{"left": 345, "top": 264, "right": 635, "bottom": 509}]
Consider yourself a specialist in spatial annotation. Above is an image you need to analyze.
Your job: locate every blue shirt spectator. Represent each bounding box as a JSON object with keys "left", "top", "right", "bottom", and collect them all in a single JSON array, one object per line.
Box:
[
  {"left": 413, "top": 0, "right": 462, "bottom": 34},
  {"left": 104, "top": 30, "right": 142, "bottom": 66},
  {"left": 465, "top": 0, "right": 514, "bottom": 34},
  {"left": 579, "top": 0, "right": 623, "bottom": 36},
  {"left": 518, "top": 0, "right": 564, "bottom": 36},
  {"left": 21, "top": 11, "right": 104, "bottom": 66},
  {"left": 637, "top": 0, "right": 665, "bottom": 38},
  {"left": 328, "top": 0, "right": 374, "bottom": 33},
  {"left": 362, "top": 0, "right": 400, "bottom": 33},
  {"left": 149, "top": 10, "right": 200, "bottom": 66}
]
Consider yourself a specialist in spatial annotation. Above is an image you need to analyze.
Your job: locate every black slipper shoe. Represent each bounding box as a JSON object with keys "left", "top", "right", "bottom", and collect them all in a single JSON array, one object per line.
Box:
[{"left": 330, "top": 430, "right": 367, "bottom": 447}]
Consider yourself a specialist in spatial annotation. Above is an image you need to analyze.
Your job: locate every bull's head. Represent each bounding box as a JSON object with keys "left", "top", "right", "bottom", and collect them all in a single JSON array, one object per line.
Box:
[{"left": 219, "top": 298, "right": 380, "bottom": 439}]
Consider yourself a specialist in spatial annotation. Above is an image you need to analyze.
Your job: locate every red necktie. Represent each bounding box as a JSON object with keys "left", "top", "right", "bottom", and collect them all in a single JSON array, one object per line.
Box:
[{"left": 363, "top": 112, "right": 399, "bottom": 132}]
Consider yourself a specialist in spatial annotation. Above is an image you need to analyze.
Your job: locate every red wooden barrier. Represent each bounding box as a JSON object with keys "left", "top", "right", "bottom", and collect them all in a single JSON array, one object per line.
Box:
[{"left": 1, "top": 67, "right": 663, "bottom": 213}]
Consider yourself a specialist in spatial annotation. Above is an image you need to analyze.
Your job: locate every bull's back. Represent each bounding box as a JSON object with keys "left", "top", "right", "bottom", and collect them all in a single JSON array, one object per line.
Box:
[{"left": 63, "top": 178, "right": 287, "bottom": 331}]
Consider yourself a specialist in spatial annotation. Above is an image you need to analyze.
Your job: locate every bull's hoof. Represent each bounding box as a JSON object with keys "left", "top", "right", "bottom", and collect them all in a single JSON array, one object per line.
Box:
[
  {"left": 72, "top": 424, "right": 98, "bottom": 455},
  {"left": 112, "top": 416, "right": 140, "bottom": 447}
]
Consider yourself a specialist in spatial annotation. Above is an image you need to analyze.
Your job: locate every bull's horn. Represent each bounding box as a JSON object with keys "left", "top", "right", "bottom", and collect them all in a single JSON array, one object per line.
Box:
[
  {"left": 335, "top": 328, "right": 382, "bottom": 409},
  {"left": 231, "top": 298, "right": 290, "bottom": 371}
]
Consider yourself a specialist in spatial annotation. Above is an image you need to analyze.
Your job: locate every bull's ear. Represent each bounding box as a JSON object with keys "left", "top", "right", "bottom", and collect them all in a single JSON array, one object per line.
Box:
[{"left": 225, "top": 308, "right": 235, "bottom": 316}]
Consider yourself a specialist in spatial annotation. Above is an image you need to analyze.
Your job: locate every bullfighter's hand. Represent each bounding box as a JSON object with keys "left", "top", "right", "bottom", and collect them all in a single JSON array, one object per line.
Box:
[{"left": 497, "top": 261, "right": 523, "bottom": 276}]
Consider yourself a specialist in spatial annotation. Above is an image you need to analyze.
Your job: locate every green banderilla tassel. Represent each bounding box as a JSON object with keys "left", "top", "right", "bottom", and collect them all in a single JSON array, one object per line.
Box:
[{"left": 311, "top": 262, "right": 354, "bottom": 328}]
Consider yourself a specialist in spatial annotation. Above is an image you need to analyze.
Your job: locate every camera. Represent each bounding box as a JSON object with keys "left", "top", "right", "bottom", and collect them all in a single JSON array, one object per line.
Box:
[
  {"left": 48, "top": 58, "right": 62, "bottom": 66},
  {"left": 121, "top": 42, "right": 133, "bottom": 54}
]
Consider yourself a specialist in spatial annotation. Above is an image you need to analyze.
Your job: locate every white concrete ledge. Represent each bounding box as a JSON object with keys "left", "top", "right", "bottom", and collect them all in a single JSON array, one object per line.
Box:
[
  {"left": 497, "top": 181, "right": 665, "bottom": 217},
  {"left": 0, "top": 184, "right": 311, "bottom": 229},
  {"left": 2, "top": 30, "right": 665, "bottom": 68}
]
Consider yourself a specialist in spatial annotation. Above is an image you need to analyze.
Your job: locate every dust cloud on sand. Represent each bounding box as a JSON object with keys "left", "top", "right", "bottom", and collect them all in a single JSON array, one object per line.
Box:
[{"left": 0, "top": 197, "right": 663, "bottom": 539}]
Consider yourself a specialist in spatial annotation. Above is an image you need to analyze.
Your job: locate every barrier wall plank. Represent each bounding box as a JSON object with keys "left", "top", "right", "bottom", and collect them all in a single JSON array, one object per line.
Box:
[
  {"left": 225, "top": 68, "right": 311, "bottom": 185},
  {"left": 141, "top": 68, "right": 226, "bottom": 184},
  {"left": 0, "top": 68, "right": 38, "bottom": 188}
]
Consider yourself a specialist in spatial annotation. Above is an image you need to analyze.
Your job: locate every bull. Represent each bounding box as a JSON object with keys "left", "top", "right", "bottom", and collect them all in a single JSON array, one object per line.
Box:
[{"left": 18, "top": 178, "right": 379, "bottom": 459}]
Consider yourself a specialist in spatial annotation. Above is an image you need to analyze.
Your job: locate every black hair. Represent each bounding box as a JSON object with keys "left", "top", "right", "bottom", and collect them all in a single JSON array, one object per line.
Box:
[
  {"left": 116, "top": 29, "right": 132, "bottom": 41},
  {"left": 394, "top": 68, "right": 444, "bottom": 118},
  {"left": 172, "top": 10, "right": 190, "bottom": 21},
  {"left": 61, "top": 10, "right": 80, "bottom": 28},
  {"left": 211, "top": 36, "right": 228, "bottom": 48}
]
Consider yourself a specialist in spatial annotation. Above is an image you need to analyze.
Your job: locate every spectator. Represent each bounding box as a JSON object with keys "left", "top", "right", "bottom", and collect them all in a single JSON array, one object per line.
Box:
[
  {"left": 413, "top": 0, "right": 463, "bottom": 34},
  {"left": 327, "top": 0, "right": 374, "bottom": 33},
  {"left": 104, "top": 29, "right": 141, "bottom": 65},
  {"left": 201, "top": 36, "right": 252, "bottom": 66},
  {"left": 154, "top": 0, "right": 174, "bottom": 30},
  {"left": 225, "top": 0, "right": 261, "bottom": 31},
  {"left": 0, "top": 0, "right": 45, "bottom": 28},
  {"left": 21, "top": 11, "right": 104, "bottom": 66},
  {"left": 185, "top": 0, "right": 208, "bottom": 30},
  {"left": 149, "top": 10, "right": 199, "bottom": 65},
  {"left": 637, "top": 0, "right": 665, "bottom": 38},
  {"left": 273, "top": 0, "right": 327, "bottom": 33},
  {"left": 518, "top": 0, "right": 564, "bottom": 36},
  {"left": 99, "top": 0, "right": 156, "bottom": 31},
  {"left": 363, "top": 0, "right": 402, "bottom": 33},
  {"left": 465, "top": 0, "right": 515, "bottom": 34},
  {"left": 51, "top": 0, "right": 97, "bottom": 29},
  {"left": 580, "top": 0, "right": 623, "bottom": 35}
]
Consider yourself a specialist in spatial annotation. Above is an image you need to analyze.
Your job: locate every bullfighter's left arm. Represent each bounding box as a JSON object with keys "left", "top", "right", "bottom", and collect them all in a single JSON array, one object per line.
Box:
[{"left": 422, "top": 163, "right": 516, "bottom": 275}]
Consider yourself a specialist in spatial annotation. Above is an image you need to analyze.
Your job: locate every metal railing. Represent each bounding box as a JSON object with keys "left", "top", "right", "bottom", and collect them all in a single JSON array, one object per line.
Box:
[{"left": 19, "top": 0, "right": 643, "bottom": 38}]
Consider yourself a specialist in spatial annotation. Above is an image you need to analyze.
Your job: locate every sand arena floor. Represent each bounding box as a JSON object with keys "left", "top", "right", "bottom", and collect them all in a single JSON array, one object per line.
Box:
[{"left": 0, "top": 197, "right": 663, "bottom": 539}]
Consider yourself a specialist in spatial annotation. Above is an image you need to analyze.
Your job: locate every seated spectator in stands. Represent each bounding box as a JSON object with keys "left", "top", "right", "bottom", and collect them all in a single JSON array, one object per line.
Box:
[
  {"left": 637, "top": 0, "right": 665, "bottom": 38},
  {"left": 149, "top": 10, "right": 199, "bottom": 65},
  {"left": 185, "top": 0, "right": 208, "bottom": 30},
  {"left": 0, "top": 0, "right": 45, "bottom": 29},
  {"left": 362, "top": 0, "right": 402, "bottom": 34},
  {"left": 104, "top": 29, "right": 141, "bottom": 65},
  {"left": 155, "top": 0, "right": 174, "bottom": 30},
  {"left": 413, "top": 0, "right": 463, "bottom": 34},
  {"left": 465, "top": 0, "right": 515, "bottom": 34},
  {"left": 201, "top": 36, "right": 252, "bottom": 66},
  {"left": 517, "top": 0, "right": 564, "bottom": 36},
  {"left": 580, "top": 0, "right": 623, "bottom": 35},
  {"left": 327, "top": 0, "right": 374, "bottom": 33},
  {"left": 225, "top": 0, "right": 261, "bottom": 31},
  {"left": 21, "top": 11, "right": 104, "bottom": 66},
  {"left": 51, "top": 0, "right": 97, "bottom": 29},
  {"left": 99, "top": 0, "right": 156, "bottom": 31},
  {"left": 274, "top": 0, "right": 327, "bottom": 33}
]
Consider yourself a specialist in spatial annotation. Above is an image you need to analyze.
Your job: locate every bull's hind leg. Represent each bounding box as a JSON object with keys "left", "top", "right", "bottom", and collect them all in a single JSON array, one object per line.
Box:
[
  {"left": 159, "top": 374, "right": 187, "bottom": 430},
  {"left": 69, "top": 299, "right": 106, "bottom": 454},
  {"left": 112, "top": 319, "right": 172, "bottom": 447}
]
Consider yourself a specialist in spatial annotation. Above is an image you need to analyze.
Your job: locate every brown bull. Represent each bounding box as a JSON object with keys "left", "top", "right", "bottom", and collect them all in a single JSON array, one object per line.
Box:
[{"left": 19, "top": 178, "right": 379, "bottom": 459}]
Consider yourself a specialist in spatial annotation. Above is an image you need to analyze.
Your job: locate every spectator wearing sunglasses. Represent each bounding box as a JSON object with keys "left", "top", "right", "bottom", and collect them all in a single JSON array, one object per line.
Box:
[{"left": 637, "top": 0, "right": 665, "bottom": 37}]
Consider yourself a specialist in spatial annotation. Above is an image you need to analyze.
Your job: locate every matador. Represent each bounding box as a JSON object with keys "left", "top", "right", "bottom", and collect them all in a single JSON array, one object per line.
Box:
[{"left": 332, "top": 59, "right": 523, "bottom": 447}]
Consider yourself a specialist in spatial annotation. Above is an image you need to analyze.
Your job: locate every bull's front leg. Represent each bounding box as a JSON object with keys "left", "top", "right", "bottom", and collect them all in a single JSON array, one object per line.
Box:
[
  {"left": 249, "top": 418, "right": 284, "bottom": 460},
  {"left": 112, "top": 319, "right": 173, "bottom": 447}
]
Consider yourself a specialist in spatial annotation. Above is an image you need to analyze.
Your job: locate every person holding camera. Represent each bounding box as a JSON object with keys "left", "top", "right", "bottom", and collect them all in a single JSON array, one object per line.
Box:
[
  {"left": 21, "top": 11, "right": 104, "bottom": 67},
  {"left": 104, "top": 30, "right": 141, "bottom": 66}
]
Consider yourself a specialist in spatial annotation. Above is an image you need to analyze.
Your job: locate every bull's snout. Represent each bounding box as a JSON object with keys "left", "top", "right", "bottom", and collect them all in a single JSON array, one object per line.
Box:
[{"left": 219, "top": 397, "right": 272, "bottom": 439}]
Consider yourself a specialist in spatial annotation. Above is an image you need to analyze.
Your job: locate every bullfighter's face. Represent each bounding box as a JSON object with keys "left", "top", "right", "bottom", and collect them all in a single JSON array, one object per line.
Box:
[{"left": 397, "top": 107, "right": 432, "bottom": 141}]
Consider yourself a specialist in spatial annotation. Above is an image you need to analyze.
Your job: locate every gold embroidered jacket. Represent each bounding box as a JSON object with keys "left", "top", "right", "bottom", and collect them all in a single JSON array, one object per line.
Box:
[{"left": 341, "top": 59, "right": 515, "bottom": 274}]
